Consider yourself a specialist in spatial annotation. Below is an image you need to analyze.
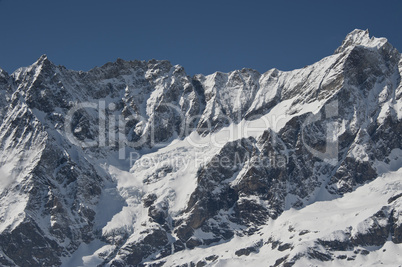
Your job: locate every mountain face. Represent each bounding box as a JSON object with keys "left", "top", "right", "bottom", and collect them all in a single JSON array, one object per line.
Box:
[{"left": 0, "top": 29, "right": 401, "bottom": 266}]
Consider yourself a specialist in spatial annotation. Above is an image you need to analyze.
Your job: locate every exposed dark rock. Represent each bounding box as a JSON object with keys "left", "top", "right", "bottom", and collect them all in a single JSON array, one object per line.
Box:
[
  {"left": 235, "top": 246, "right": 258, "bottom": 256},
  {"left": 111, "top": 229, "right": 169, "bottom": 266},
  {"left": 361, "top": 249, "right": 370, "bottom": 255},
  {"left": 205, "top": 255, "right": 219, "bottom": 262},
  {"left": 186, "top": 238, "right": 203, "bottom": 250},
  {"left": 299, "top": 230, "right": 310, "bottom": 236},
  {"left": 388, "top": 193, "right": 402, "bottom": 204},
  {"left": 307, "top": 249, "right": 332, "bottom": 261},
  {"left": 173, "top": 240, "right": 185, "bottom": 253},
  {"left": 148, "top": 205, "right": 167, "bottom": 225},
  {"left": 351, "top": 208, "right": 390, "bottom": 246},
  {"left": 278, "top": 243, "right": 292, "bottom": 252},
  {"left": 318, "top": 237, "right": 352, "bottom": 251},
  {"left": 273, "top": 255, "right": 289, "bottom": 267},
  {"left": 0, "top": 220, "right": 63, "bottom": 267},
  {"left": 143, "top": 193, "right": 158, "bottom": 208}
]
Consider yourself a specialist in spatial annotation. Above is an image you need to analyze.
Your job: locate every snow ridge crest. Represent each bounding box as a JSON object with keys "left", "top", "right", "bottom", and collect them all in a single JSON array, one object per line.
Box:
[{"left": 335, "top": 28, "right": 390, "bottom": 54}]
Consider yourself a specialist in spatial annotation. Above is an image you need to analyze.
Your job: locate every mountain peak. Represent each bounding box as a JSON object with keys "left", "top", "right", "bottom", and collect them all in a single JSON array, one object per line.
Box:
[
  {"left": 34, "top": 54, "right": 54, "bottom": 69},
  {"left": 349, "top": 28, "right": 370, "bottom": 38},
  {"left": 334, "top": 29, "right": 388, "bottom": 54},
  {"left": 0, "top": 68, "right": 8, "bottom": 78},
  {"left": 36, "top": 54, "right": 48, "bottom": 62}
]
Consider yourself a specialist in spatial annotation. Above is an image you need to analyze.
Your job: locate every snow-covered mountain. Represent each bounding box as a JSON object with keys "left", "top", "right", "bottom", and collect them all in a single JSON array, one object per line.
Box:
[{"left": 0, "top": 29, "right": 401, "bottom": 266}]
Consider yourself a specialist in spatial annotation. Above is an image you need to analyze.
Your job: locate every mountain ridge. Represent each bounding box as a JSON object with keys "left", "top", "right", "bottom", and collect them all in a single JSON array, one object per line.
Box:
[{"left": 0, "top": 29, "right": 401, "bottom": 266}]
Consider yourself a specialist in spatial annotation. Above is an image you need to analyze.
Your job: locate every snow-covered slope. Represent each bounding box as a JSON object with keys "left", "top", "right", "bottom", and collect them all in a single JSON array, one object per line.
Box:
[{"left": 0, "top": 29, "right": 401, "bottom": 267}]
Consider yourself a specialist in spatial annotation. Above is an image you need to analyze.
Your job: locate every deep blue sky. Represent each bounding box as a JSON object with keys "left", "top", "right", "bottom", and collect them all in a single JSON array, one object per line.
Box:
[{"left": 0, "top": 0, "right": 401, "bottom": 75}]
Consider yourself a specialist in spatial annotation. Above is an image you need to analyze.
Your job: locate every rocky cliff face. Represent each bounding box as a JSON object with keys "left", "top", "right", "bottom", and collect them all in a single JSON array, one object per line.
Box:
[{"left": 0, "top": 29, "right": 401, "bottom": 266}]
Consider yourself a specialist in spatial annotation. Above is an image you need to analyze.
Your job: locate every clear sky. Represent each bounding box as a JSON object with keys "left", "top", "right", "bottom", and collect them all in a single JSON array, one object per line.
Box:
[{"left": 0, "top": 0, "right": 401, "bottom": 76}]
